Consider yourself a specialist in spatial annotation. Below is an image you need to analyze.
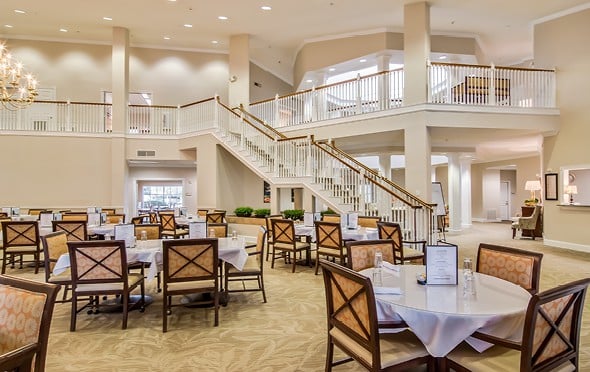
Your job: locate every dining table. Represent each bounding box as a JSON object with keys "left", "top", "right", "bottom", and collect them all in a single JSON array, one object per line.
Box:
[
  {"left": 360, "top": 264, "right": 531, "bottom": 357},
  {"left": 294, "top": 224, "right": 379, "bottom": 242}
]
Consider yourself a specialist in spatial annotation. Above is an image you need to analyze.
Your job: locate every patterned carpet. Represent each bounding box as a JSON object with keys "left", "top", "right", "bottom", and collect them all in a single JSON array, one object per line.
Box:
[{"left": 8, "top": 222, "right": 590, "bottom": 371}]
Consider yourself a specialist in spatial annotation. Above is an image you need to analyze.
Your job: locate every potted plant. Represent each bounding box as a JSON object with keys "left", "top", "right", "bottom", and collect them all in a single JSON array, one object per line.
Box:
[
  {"left": 234, "top": 206, "right": 253, "bottom": 217},
  {"left": 253, "top": 208, "right": 270, "bottom": 218},
  {"left": 320, "top": 208, "right": 337, "bottom": 217},
  {"left": 282, "top": 209, "right": 304, "bottom": 221}
]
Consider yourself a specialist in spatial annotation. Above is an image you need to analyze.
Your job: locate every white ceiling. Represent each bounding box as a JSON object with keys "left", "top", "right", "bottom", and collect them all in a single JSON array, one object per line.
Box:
[{"left": 2, "top": 0, "right": 590, "bottom": 84}]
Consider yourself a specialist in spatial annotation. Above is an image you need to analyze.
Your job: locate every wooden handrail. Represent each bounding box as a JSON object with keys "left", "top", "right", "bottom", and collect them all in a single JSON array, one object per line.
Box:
[
  {"left": 216, "top": 100, "right": 277, "bottom": 141},
  {"left": 21, "top": 99, "right": 111, "bottom": 106},
  {"left": 277, "top": 135, "right": 309, "bottom": 142},
  {"left": 234, "top": 105, "right": 287, "bottom": 139},
  {"left": 129, "top": 104, "right": 177, "bottom": 109},
  {"left": 179, "top": 97, "right": 216, "bottom": 108},
  {"left": 429, "top": 61, "right": 555, "bottom": 73}
]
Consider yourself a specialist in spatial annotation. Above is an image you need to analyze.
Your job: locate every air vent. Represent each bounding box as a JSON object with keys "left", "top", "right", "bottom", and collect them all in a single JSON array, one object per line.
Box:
[{"left": 137, "top": 150, "right": 156, "bottom": 157}]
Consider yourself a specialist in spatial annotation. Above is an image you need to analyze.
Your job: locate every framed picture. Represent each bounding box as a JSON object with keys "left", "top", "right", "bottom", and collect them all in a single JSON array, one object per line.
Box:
[
  {"left": 263, "top": 181, "right": 271, "bottom": 203},
  {"left": 545, "top": 173, "right": 558, "bottom": 201}
]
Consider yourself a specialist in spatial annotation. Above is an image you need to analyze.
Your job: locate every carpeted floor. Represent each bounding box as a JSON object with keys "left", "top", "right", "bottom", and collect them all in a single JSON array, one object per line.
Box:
[{"left": 8, "top": 222, "right": 590, "bottom": 371}]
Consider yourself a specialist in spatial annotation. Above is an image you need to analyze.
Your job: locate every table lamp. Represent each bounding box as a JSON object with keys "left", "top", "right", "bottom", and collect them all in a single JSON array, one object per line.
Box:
[
  {"left": 565, "top": 185, "right": 578, "bottom": 204},
  {"left": 524, "top": 180, "right": 542, "bottom": 201}
]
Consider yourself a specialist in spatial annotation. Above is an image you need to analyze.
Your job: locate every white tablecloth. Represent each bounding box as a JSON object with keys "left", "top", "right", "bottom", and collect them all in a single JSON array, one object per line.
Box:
[
  {"left": 360, "top": 265, "right": 530, "bottom": 357},
  {"left": 294, "top": 225, "right": 378, "bottom": 242},
  {"left": 53, "top": 237, "right": 248, "bottom": 282}
]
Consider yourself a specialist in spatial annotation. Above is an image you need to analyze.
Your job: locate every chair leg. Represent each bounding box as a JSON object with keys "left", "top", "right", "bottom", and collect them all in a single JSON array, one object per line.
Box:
[
  {"left": 512, "top": 228, "right": 516, "bottom": 239},
  {"left": 291, "top": 251, "right": 297, "bottom": 273},
  {"left": 162, "top": 294, "right": 168, "bottom": 333},
  {"left": 122, "top": 292, "right": 129, "bottom": 330},
  {"left": 70, "top": 293, "right": 77, "bottom": 332},
  {"left": 213, "top": 291, "right": 219, "bottom": 327},
  {"left": 315, "top": 252, "right": 321, "bottom": 275},
  {"left": 325, "top": 338, "right": 334, "bottom": 372},
  {"left": 260, "top": 276, "right": 267, "bottom": 303}
]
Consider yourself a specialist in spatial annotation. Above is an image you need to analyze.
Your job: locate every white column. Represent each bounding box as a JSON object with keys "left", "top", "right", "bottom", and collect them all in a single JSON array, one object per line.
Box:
[
  {"left": 448, "top": 153, "right": 462, "bottom": 232},
  {"left": 376, "top": 54, "right": 391, "bottom": 110},
  {"left": 403, "top": 2, "right": 430, "bottom": 106},
  {"left": 229, "top": 34, "right": 250, "bottom": 108},
  {"left": 378, "top": 154, "right": 391, "bottom": 180},
  {"left": 404, "top": 120, "right": 431, "bottom": 200},
  {"left": 460, "top": 157, "right": 472, "bottom": 228}
]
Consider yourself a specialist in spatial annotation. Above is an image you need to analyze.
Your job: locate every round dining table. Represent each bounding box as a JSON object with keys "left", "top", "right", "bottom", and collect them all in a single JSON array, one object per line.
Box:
[{"left": 360, "top": 264, "right": 531, "bottom": 357}]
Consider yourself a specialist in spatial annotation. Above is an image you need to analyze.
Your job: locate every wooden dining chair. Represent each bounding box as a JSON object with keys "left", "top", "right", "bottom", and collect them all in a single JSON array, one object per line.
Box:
[
  {"left": 131, "top": 216, "right": 145, "bottom": 225},
  {"left": 149, "top": 212, "right": 158, "bottom": 224},
  {"left": 476, "top": 243, "right": 543, "bottom": 294},
  {"left": 314, "top": 221, "right": 346, "bottom": 275},
  {"left": 345, "top": 239, "right": 396, "bottom": 272},
  {"left": 68, "top": 240, "right": 145, "bottom": 331},
  {"left": 0, "top": 275, "right": 59, "bottom": 372},
  {"left": 52, "top": 220, "right": 88, "bottom": 241},
  {"left": 27, "top": 208, "right": 48, "bottom": 216},
  {"left": 101, "top": 208, "right": 117, "bottom": 215},
  {"left": 358, "top": 215, "right": 381, "bottom": 228},
  {"left": 105, "top": 213, "right": 126, "bottom": 224},
  {"left": 322, "top": 214, "right": 341, "bottom": 223},
  {"left": 62, "top": 212, "right": 89, "bottom": 222},
  {"left": 207, "top": 222, "right": 228, "bottom": 238},
  {"left": 270, "top": 219, "right": 311, "bottom": 273},
  {"left": 264, "top": 214, "right": 283, "bottom": 261},
  {"left": 1, "top": 220, "right": 42, "bottom": 274},
  {"left": 206, "top": 211, "right": 226, "bottom": 223},
  {"left": 0, "top": 212, "right": 9, "bottom": 218},
  {"left": 224, "top": 226, "right": 267, "bottom": 303},
  {"left": 376, "top": 221, "right": 425, "bottom": 265},
  {"left": 319, "top": 259, "right": 433, "bottom": 371},
  {"left": 134, "top": 224, "right": 161, "bottom": 240},
  {"left": 41, "top": 231, "right": 73, "bottom": 303},
  {"left": 445, "top": 278, "right": 590, "bottom": 372},
  {"left": 162, "top": 238, "right": 219, "bottom": 331},
  {"left": 160, "top": 213, "right": 188, "bottom": 239}
]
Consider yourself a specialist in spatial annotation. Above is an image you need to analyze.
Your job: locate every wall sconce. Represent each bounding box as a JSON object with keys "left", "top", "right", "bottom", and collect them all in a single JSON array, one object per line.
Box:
[
  {"left": 565, "top": 185, "right": 578, "bottom": 204},
  {"left": 229, "top": 75, "right": 237, "bottom": 83}
]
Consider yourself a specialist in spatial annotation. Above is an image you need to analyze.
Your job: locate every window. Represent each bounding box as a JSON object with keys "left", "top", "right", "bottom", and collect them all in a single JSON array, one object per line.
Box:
[{"left": 141, "top": 185, "right": 182, "bottom": 210}]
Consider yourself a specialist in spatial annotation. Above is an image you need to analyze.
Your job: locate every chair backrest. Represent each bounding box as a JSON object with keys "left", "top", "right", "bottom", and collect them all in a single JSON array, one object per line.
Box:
[
  {"left": 0, "top": 212, "right": 8, "bottom": 218},
  {"left": 131, "top": 216, "right": 144, "bottom": 225},
  {"left": 105, "top": 214, "right": 126, "bottom": 224},
  {"left": 0, "top": 275, "right": 59, "bottom": 372},
  {"left": 476, "top": 243, "right": 543, "bottom": 294},
  {"left": 52, "top": 220, "right": 88, "bottom": 241},
  {"left": 315, "top": 221, "right": 343, "bottom": 251},
  {"left": 149, "top": 212, "right": 158, "bottom": 224},
  {"left": 206, "top": 212, "right": 225, "bottom": 223},
  {"left": 520, "top": 278, "right": 590, "bottom": 371},
  {"left": 346, "top": 239, "right": 396, "bottom": 271},
  {"left": 207, "top": 223, "right": 228, "bottom": 238},
  {"left": 163, "top": 238, "right": 219, "bottom": 284},
  {"left": 197, "top": 209, "right": 209, "bottom": 218},
  {"left": 376, "top": 221, "right": 405, "bottom": 263},
  {"left": 159, "top": 213, "right": 177, "bottom": 233},
  {"left": 68, "top": 240, "right": 128, "bottom": 285},
  {"left": 134, "top": 224, "right": 161, "bottom": 240},
  {"left": 252, "top": 227, "right": 267, "bottom": 271},
  {"left": 41, "top": 231, "right": 69, "bottom": 279},
  {"left": 319, "top": 259, "right": 381, "bottom": 370},
  {"left": 270, "top": 219, "right": 296, "bottom": 246},
  {"left": 265, "top": 215, "right": 283, "bottom": 242},
  {"left": 322, "top": 214, "right": 340, "bottom": 223},
  {"left": 2, "top": 220, "right": 40, "bottom": 248},
  {"left": 101, "top": 208, "right": 117, "bottom": 215},
  {"left": 358, "top": 216, "right": 381, "bottom": 228},
  {"left": 27, "top": 208, "right": 47, "bottom": 216},
  {"left": 62, "top": 212, "right": 89, "bottom": 222}
]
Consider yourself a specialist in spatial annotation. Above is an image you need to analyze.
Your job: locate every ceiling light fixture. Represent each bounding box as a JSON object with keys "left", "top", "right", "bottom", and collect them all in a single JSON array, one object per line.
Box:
[
  {"left": 218, "top": 16, "right": 228, "bottom": 20},
  {"left": 163, "top": 36, "right": 171, "bottom": 40},
  {"left": 0, "top": 43, "right": 38, "bottom": 110},
  {"left": 14, "top": 9, "right": 26, "bottom": 14},
  {"left": 328, "top": 68, "right": 336, "bottom": 72},
  {"left": 439, "top": 55, "right": 447, "bottom": 60},
  {"left": 261, "top": 6, "right": 272, "bottom": 10},
  {"left": 103, "top": 16, "right": 112, "bottom": 21},
  {"left": 59, "top": 28, "right": 68, "bottom": 33},
  {"left": 4, "top": 25, "right": 13, "bottom": 28},
  {"left": 359, "top": 59, "right": 367, "bottom": 63},
  {"left": 184, "top": 24, "right": 193, "bottom": 28},
  {"left": 211, "top": 40, "right": 219, "bottom": 44}
]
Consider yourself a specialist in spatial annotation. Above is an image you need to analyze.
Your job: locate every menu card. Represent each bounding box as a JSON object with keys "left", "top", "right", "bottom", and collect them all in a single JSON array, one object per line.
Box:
[
  {"left": 114, "top": 224, "right": 135, "bottom": 248},
  {"left": 87, "top": 207, "right": 97, "bottom": 214},
  {"left": 87, "top": 212, "right": 101, "bottom": 226},
  {"left": 347, "top": 212, "right": 359, "bottom": 229},
  {"left": 11, "top": 207, "right": 20, "bottom": 216},
  {"left": 303, "top": 212, "right": 314, "bottom": 227},
  {"left": 189, "top": 221, "right": 207, "bottom": 238},
  {"left": 425, "top": 244, "right": 458, "bottom": 285},
  {"left": 314, "top": 212, "right": 321, "bottom": 222},
  {"left": 39, "top": 213, "right": 53, "bottom": 227}
]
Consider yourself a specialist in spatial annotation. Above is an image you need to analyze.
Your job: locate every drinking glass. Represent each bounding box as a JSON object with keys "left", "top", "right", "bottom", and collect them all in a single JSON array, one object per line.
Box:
[
  {"left": 463, "top": 258, "right": 476, "bottom": 297},
  {"left": 209, "top": 228, "right": 216, "bottom": 238},
  {"left": 373, "top": 251, "right": 383, "bottom": 286},
  {"left": 232, "top": 231, "right": 238, "bottom": 240}
]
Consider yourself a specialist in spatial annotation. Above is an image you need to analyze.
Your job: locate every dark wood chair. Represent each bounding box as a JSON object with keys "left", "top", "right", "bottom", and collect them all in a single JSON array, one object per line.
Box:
[
  {"left": 162, "top": 238, "right": 219, "bottom": 331},
  {"left": 207, "top": 222, "right": 227, "bottom": 238},
  {"left": 322, "top": 214, "right": 341, "bottom": 223},
  {"left": 206, "top": 211, "right": 226, "bottom": 223},
  {"left": 270, "top": 219, "right": 311, "bottom": 273},
  {"left": 160, "top": 213, "right": 188, "bottom": 239},
  {"left": 225, "top": 227, "right": 267, "bottom": 303},
  {"left": 1, "top": 221, "right": 41, "bottom": 274},
  {"left": 149, "top": 212, "right": 158, "bottom": 224},
  {"left": 319, "top": 259, "right": 433, "bottom": 371},
  {"left": 52, "top": 220, "right": 88, "bottom": 241},
  {"left": 445, "top": 278, "right": 590, "bottom": 372},
  {"left": 512, "top": 205, "right": 542, "bottom": 240},
  {"left": 0, "top": 275, "right": 59, "bottom": 372},
  {"left": 264, "top": 214, "right": 283, "bottom": 261},
  {"left": 131, "top": 216, "right": 145, "bottom": 225},
  {"left": 62, "top": 212, "right": 89, "bottom": 222},
  {"left": 68, "top": 240, "right": 145, "bottom": 331},
  {"left": 476, "top": 243, "right": 543, "bottom": 295},
  {"left": 27, "top": 208, "right": 48, "bottom": 217},
  {"left": 345, "top": 239, "right": 396, "bottom": 272},
  {"left": 134, "top": 224, "right": 162, "bottom": 240},
  {"left": 376, "top": 221, "right": 425, "bottom": 265},
  {"left": 105, "top": 213, "right": 126, "bottom": 224},
  {"left": 314, "top": 221, "right": 346, "bottom": 275},
  {"left": 41, "top": 231, "right": 73, "bottom": 303},
  {"left": 358, "top": 215, "right": 381, "bottom": 228}
]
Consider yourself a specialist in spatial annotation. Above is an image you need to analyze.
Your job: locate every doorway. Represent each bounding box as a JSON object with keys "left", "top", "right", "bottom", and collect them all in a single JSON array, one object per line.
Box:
[{"left": 499, "top": 181, "right": 510, "bottom": 220}]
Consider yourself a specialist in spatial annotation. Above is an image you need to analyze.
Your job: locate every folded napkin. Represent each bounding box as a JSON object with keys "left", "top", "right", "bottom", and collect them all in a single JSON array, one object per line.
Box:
[
  {"left": 373, "top": 287, "right": 403, "bottom": 295},
  {"left": 382, "top": 261, "right": 401, "bottom": 272}
]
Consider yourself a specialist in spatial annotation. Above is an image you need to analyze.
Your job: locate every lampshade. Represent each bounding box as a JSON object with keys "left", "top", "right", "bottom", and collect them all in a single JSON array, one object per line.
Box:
[
  {"left": 565, "top": 185, "right": 578, "bottom": 195},
  {"left": 524, "top": 180, "right": 542, "bottom": 191}
]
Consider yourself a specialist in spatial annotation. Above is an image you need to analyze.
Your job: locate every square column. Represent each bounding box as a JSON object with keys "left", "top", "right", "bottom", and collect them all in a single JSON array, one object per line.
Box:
[
  {"left": 229, "top": 34, "right": 250, "bottom": 108},
  {"left": 404, "top": 120, "right": 431, "bottom": 200},
  {"left": 447, "top": 154, "right": 462, "bottom": 231},
  {"left": 403, "top": 2, "right": 430, "bottom": 106}
]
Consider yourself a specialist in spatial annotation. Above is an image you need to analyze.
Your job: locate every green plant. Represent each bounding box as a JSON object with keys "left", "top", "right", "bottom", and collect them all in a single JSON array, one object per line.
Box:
[
  {"left": 320, "top": 208, "right": 337, "bottom": 216},
  {"left": 234, "top": 206, "right": 253, "bottom": 217},
  {"left": 253, "top": 208, "right": 270, "bottom": 218},
  {"left": 282, "top": 209, "right": 304, "bottom": 221}
]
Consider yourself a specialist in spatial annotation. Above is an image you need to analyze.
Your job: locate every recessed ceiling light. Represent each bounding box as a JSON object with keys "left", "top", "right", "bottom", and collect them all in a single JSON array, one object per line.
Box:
[
  {"left": 14, "top": 9, "right": 26, "bottom": 14},
  {"left": 4, "top": 25, "right": 13, "bottom": 28},
  {"left": 359, "top": 59, "right": 367, "bottom": 63},
  {"left": 328, "top": 68, "right": 336, "bottom": 72},
  {"left": 184, "top": 24, "right": 193, "bottom": 28},
  {"left": 261, "top": 6, "right": 272, "bottom": 10},
  {"left": 103, "top": 16, "right": 112, "bottom": 21},
  {"left": 168, "top": 0, "right": 177, "bottom": 2},
  {"left": 211, "top": 40, "right": 219, "bottom": 44},
  {"left": 59, "top": 28, "right": 68, "bottom": 32},
  {"left": 306, "top": 79, "right": 313, "bottom": 83},
  {"left": 439, "top": 55, "right": 447, "bottom": 60},
  {"left": 163, "top": 36, "right": 171, "bottom": 40},
  {"left": 218, "top": 16, "right": 228, "bottom": 20}
]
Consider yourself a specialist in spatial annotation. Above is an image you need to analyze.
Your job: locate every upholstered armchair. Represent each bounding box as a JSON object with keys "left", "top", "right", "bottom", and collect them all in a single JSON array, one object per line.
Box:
[{"left": 511, "top": 205, "right": 541, "bottom": 239}]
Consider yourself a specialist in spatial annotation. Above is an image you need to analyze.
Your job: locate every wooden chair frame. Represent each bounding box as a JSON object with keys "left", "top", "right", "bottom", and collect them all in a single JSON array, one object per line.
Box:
[
  {"left": 206, "top": 211, "right": 226, "bottom": 223},
  {"left": 358, "top": 215, "right": 381, "bottom": 228},
  {"left": 41, "top": 231, "right": 72, "bottom": 303},
  {"left": 270, "top": 219, "right": 311, "bottom": 273},
  {"left": 207, "top": 223, "right": 228, "bottom": 238},
  {"left": 52, "top": 220, "right": 88, "bottom": 241},
  {"left": 314, "top": 221, "right": 346, "bottom": 275},
  {"left": 377, "top": 221, "right": 425, "bottom": 265},
  {"left": 62, "top": 212, "right": 89, "bottom": 222},
  {"left": 265, "top": 214, "right": 283, "bottom": 261},
  {"left": 1, "top": 221, "right": 41, "bottom": 274},
  {"left": 0, "top": 275, "right": 59, "bottom": 372},
  {"left": 160, "top": 214, "right": 188, "bottom": 239}
]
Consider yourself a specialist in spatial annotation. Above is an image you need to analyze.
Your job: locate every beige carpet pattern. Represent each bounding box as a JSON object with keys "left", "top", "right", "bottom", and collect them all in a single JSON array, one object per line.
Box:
[{"left": 6, "top": 222, "right": 590, "bottom": 371}]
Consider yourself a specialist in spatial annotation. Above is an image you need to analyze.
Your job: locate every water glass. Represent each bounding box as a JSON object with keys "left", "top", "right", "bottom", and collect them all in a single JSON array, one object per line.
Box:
[
  {"left": 373, "top": 251, "right": 383, "bottom": 286},
  {"left": 209, "top": 228, "right": 216, "bottom": 238},
  {"left": 463, "top": 258, "right": 476, "bottom": 297},
  {"left": 232, "top": 230, "right": 238, "bottom": 240},
  {"left": 140, "top": 230, "right": 148, "bottom": 241}
]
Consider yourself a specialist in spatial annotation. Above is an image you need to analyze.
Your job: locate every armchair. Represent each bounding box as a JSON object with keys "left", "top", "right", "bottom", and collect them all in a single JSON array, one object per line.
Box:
[{"left": 512, "top": 205, "right": 542, "bottom": 240}]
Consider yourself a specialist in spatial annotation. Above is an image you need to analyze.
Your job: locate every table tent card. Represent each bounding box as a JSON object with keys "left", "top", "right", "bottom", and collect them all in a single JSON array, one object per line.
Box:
[
  {"left": 340, "top": 214, "right": 348, "bottom": 229},
  {"left": 87, "top": 212, "right": 101, "bottom": 226},
  {"left": 314, "top": 212, "right": 322, "bottom": 221},
  {"left": 180, "top": 207, "right": 188, "bottom": 217},
  {"left": 347, "top": 212, "right": 359, "bottom": 229},
  {"left": 425, "top": 244, "right": 458, "bottom": 285},
  {"left": 303, "top": 212, "right": 314, "bottom": 227},
  {"left": 11, "top": 207, "right": 20, "bottom": 216},
  {"left": 39, "top": 213, "right": 53, "bottom": 227},
  {"left": 189, "top": 221, "right": 207, "bottom": 238},
  {"left": 100, "top": 212, "right": 107, "bottom": 224},
  {"left": 114, "top": 223, "right": 135, "bottom": 248},
  {"left": 53, "top": 212, "right": 62, "bottom": 221}
]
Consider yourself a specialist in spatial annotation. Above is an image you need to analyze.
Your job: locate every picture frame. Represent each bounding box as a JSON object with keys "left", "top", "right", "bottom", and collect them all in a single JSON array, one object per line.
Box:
[{"left": 545, "top": 173, "right": 558, "bottom": 201}]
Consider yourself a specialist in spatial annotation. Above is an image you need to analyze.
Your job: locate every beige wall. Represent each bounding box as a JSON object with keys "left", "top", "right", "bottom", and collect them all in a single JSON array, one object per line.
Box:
[
  {"left": 250, "top": 63, "right": 293, "bottom": 103},
  {"left": 534, "top": 9, "right": 590, "bottom": 250}
]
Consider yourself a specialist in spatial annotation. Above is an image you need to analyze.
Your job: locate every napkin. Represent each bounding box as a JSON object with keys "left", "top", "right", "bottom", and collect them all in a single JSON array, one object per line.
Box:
[
  {"left": 382, "top": 261, "right": 401, "bottom": 272},
  {"left": 373, "top": 287, "right": 403, "bottom": 295}
]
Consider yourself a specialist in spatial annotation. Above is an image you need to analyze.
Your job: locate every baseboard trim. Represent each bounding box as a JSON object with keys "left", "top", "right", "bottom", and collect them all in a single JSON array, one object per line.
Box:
[
  {"left": 472, "top": 218, "right": 502, "bottom": 223},
  {"left": 544, "top": 239, "right": 590, "bottom": 253}
]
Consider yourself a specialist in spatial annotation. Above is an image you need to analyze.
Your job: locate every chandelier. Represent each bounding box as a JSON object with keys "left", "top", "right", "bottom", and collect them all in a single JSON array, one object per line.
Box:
[{"left": 0, "top": 43, "right": 38, "bottom": 110}]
